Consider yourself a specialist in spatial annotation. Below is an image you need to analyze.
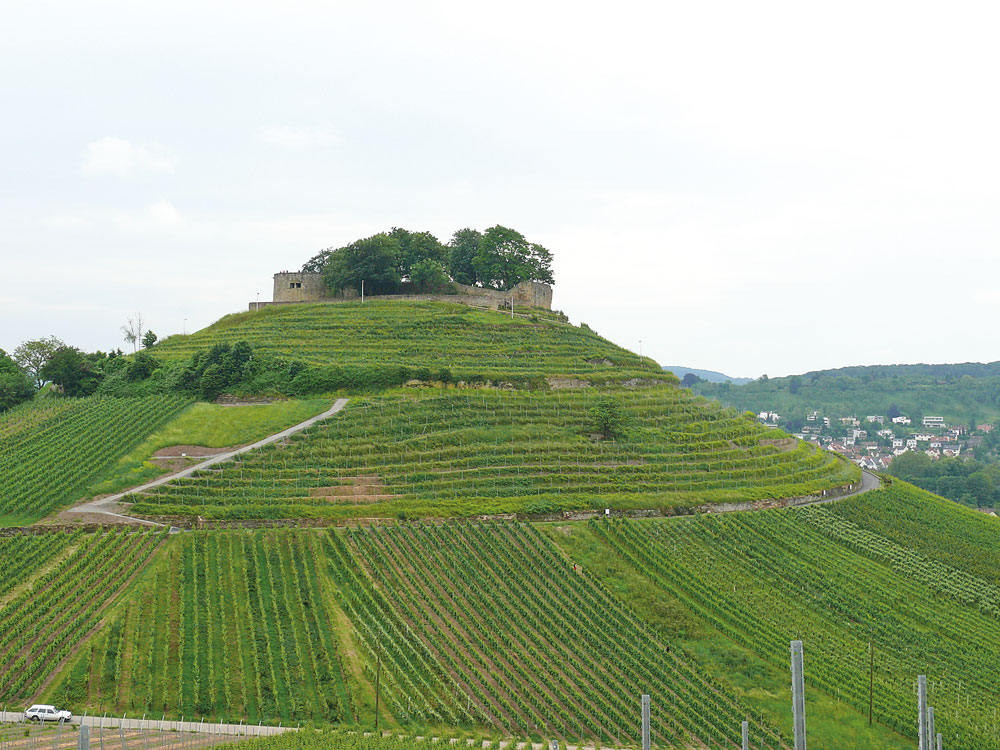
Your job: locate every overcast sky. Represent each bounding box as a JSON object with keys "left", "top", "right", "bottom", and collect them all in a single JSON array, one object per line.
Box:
[{"left": 2, "top": 1, "right": 998, "bottom": 378}]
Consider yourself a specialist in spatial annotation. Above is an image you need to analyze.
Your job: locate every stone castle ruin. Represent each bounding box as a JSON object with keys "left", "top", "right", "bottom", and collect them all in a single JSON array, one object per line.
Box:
[{"left": 251, "top": 272, "right": 553, "bottom": 312}]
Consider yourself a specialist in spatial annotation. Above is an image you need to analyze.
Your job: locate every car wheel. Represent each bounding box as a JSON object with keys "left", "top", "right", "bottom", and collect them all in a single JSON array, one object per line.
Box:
[{"left": 31, "top": 717, "right": 40, "bottom": 723}]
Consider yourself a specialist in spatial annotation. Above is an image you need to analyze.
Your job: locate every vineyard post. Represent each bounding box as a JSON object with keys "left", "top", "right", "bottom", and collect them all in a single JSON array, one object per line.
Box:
[
  {"left": 928, "top": 707, "right": 935, "bottom": 750},
  {"left": 936, "top": 733, "right": 942, "bottom": 750},
  {"left": 868, "top": 641, "right": 874, "bottom": 726},
  {"left": 78, "top": 726, "right": 90, "bottom": 750},
  {"left": 790, "top": 641, "right": 806, "bottom": 750},
  {"left": 918, "top": 675, "right": 928, "bottom": 750},
  {"left": 549, "top": 741, "right": 557, "bottom": 750},
  {"left": 374, "top": 644, "right": 382, "bottom": 729},
  {"left": 640, "top": 694, "right": 650, "bottom": 750},
  {"left": 741, "top": 721, "right": 748, "bottom": 750}
]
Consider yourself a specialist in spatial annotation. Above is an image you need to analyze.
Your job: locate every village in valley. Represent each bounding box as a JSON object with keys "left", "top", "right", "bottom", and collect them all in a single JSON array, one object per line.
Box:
[{"left": 757, "top": 409, "right": 995, "bottom": 472}]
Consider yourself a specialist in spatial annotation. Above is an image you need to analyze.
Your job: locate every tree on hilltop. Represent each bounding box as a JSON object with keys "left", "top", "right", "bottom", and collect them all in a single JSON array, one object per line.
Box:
[
  {"left": 0, "top": 348, "right": 34, "bottom": 412},
  {"left": 121, "top": 313, "right": 145, "bottom": 354},
  {"left": 448, "top": 228, "right": 483, "bottom": 286},
  {"left": 410, "top": 258, "right": 451, "bottom": 293},
  {"left": 40, "top": 346, "right": 102, "bottom": 397},
  {"left": 13, "top": 336, "right": 65, "bottom": 389},
  {"left": 389, "top": 228, "right": 447, "bottom": 281},
  {"left": 311, "top": 225, "right": 554, "bottom": 295},
  {"left": 473, "top": 225, "right": 554, "bottom": 291},
  {"left": 323, "top": 233, "right": 402, "bottom": 295}
]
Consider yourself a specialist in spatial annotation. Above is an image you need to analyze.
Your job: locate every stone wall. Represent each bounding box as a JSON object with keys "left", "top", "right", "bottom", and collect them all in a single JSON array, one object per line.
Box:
[
  {"left": 272, "top": 272, "right": 332, "bottom": 303},
  {"left": 253, "top": 273, "right": 553, "bottom": 311}
]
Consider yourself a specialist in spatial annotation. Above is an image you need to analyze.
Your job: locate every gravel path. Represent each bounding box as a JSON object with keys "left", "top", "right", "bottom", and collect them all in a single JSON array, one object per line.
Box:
[{"left": 63, "top": 398, "right": 349, "bottom": 530}]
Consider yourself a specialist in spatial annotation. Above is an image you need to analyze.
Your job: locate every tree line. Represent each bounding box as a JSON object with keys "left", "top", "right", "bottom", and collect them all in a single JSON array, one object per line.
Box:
[{"left": 301, "top": 225, "right": 554, "bottom": 296}]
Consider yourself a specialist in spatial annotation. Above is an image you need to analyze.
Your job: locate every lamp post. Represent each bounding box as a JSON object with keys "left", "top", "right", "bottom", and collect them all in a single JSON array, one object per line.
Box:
[
  {"left": 183, "top": 318, "right": 187, "bottom": 335},
  {"left": 256, "top": 292, "right": 260, "bottom": 310}
]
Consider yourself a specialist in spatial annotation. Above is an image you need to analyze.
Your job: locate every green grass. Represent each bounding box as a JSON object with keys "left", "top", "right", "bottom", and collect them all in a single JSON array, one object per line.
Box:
[
  {"left": 152, "top": 301, "right": 671, "bottom": 385},
  {"left": 128, "top": 386, "right": 857, "bottom": 521},
  {"left": 557, "top": 483, "right": 1000, "bottom": 750},
  {"left": 540, "top": 522, "right": 912, "bottom": 750},
  {"left": 0, "top": 395, "right": 190, "bottom": 524},
  {"left": 85, "top": 399, "right": 333, "bottom": 498}
]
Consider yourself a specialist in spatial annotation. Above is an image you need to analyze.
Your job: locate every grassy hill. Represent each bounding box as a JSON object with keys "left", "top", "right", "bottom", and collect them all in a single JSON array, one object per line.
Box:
[
  {"left": 127, "top": 388, "right": 856, "bottom": 521},
  {"left": 8, "top": 298, "right": 995, "bottom": 750},
  {"left": 153, "top": 302, "right": 669, "bottom": 385},
  {"left": 33, "top": 481, "right": 999, "bottom": 749},
  {"left": 693, "top": 362, "right": 1000, "bottom": 426}
]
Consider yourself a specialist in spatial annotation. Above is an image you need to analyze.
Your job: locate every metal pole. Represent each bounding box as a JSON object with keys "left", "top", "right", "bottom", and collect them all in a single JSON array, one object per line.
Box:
[
  {"left": 868, "top": 641, "right": 874, "bottom": 726},
  {"left": 936, "top": 733, "right": 942, "bottom": 750},
  {"left": 374, "top": 647, "right": 382, "bottom": 729},
  {"left": 741, "top": 720, "right": 749, "bottom": 750},
  {"left": 641, "top": 695, "right": 650, "bottom": 750},
  {"left": 790, "top": 640, "right": 807, "bottom": 750},
  {"left": 361, "top": 280, "right": 364, "bottom": 305},
  {"left": 918, "top": 676, "right": 927, "bottom": 750},
  {"left": 928, "top": 706, "right": 935, "bottom": 750},
  {"left": 78, "top": 726, "right": 90, "bottom": 750}
]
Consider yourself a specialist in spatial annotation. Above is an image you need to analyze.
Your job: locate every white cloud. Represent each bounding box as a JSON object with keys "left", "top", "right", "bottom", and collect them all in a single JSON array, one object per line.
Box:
[
  {"left": 146, "top": 200, "right": 183, "bottom": 226},
  {"left": 257, "top": 124, "right": 338, "bottom": 148},
  {"left": 80, "top": 137, "right": 177, "bottom": 176}
]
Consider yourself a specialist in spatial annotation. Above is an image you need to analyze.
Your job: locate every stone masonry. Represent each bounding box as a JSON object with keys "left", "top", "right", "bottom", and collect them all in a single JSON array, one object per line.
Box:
[{"left": 251, "top": 272, "right": 553, "bottom": 311}]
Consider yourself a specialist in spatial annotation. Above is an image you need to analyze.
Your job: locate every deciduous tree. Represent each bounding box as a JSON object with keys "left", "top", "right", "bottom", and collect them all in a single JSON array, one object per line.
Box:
[{"left": 13, "top": 336, "right": 65, "bottom": 389}]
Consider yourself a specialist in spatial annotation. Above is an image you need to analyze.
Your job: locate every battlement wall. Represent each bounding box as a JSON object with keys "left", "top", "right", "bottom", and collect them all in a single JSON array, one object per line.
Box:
[{"left": 253, "top": 273, "right": 553, "bottom": 312}]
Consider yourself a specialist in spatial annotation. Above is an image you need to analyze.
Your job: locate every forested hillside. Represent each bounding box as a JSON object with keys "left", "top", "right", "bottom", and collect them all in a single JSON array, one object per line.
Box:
[{"left": 694, "top": 362, "right": 1000, "bottom": 426}]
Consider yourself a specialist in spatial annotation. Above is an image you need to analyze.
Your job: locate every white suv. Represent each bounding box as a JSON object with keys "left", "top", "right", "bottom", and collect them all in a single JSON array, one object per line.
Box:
[{"left": 24, "top": 705, "right": 72, "bottom": 723}]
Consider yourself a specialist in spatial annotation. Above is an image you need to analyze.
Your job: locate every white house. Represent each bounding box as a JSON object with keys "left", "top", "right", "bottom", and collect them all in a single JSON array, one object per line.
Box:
[
  {"left": 923, "top": 416, "right": 946, "bottom": 429},
  {"left": 866, "top": 415, "right": 885, "bottom": 425},
  {"left": 892, "top": 416, "right": 912, "bottom": 425}
]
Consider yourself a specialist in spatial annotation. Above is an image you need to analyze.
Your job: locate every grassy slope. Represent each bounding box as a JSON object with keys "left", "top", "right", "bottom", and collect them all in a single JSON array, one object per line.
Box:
[
  {"left": 128, "top": 387, "right": 857, "bottom": 520},
  {"left": 543, "top": 482, "right": 1000, "bottom": 750},
  {"left": 540, "top": 522, "right": 911, "bottom": 750},
  {"left": 85, "top": 398, "right": 333, "bottom": 498},
  {"left": 152, "top": 301, "right": 670, "bottom": 383}
]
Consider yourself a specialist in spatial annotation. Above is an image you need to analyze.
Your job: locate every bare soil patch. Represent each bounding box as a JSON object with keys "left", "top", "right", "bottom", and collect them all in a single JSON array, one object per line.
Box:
[
  {"left": 309, "top": 475, "right": 399, "bottom": 504},
  {"left": 547, "top": 377, "right": 590, "bottom": 389},
  {"left": 759, "top": 437, "right": 797, "bottom": 452}
]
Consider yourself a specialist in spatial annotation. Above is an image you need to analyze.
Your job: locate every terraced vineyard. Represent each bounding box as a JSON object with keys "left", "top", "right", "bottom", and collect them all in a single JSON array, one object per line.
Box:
[
  {"left": 54, "top": 530, "right": 354, "bottom": 725},
  {"left": 585, "top": 483, "right": 1000, "bottom": 750},
  {"left": 0, "top": 529, "right": 164, "bottom": 703},
  {"left": 152, "top": 302, "right": 668, "bottom": 384},
  {"left": 327, "top": 523, "right": 783, "bottom": 748},
  {"left": 0, "top": 395, "right": 190, "bottom": 523},
  {"left": 129, "top": 388, "right": 857, "bottom": 520}
]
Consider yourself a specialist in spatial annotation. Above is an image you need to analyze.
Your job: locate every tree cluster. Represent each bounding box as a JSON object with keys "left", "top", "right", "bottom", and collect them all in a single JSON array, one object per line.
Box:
[
  {"left": 889, "top": 446, "right": 1000, "bottom": 508},
  {"left": 301, "top": 225, "right": 554, "bottom": 296}
]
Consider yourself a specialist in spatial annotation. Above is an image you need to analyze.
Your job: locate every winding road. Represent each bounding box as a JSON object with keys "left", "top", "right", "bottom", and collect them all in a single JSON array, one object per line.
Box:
[{"left": 64, "top": 398, "right": 350, "bottom": 529}]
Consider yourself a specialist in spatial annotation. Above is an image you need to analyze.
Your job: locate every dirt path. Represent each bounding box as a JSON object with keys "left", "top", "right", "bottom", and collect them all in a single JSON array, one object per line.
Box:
[{"left": 62, "top": 398, "right": 350, "bottom": 530}]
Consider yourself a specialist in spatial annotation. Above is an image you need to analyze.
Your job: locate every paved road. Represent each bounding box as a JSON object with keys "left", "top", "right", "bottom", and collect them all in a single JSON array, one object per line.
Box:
[
  {"left": 0, "top": 711, "right": 291, "bottom": 736},
  {"left": 65, "top": 398, "right": 350, "bottom": 529}
]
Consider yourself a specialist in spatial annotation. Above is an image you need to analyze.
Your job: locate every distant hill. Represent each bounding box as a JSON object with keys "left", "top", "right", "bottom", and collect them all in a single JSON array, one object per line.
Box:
[
  {"left": 693, "top": 360, "right": 1000, "bottom": 425},
  {"left": 663, "top": 366, "right": 752, "bottom": 385}
]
